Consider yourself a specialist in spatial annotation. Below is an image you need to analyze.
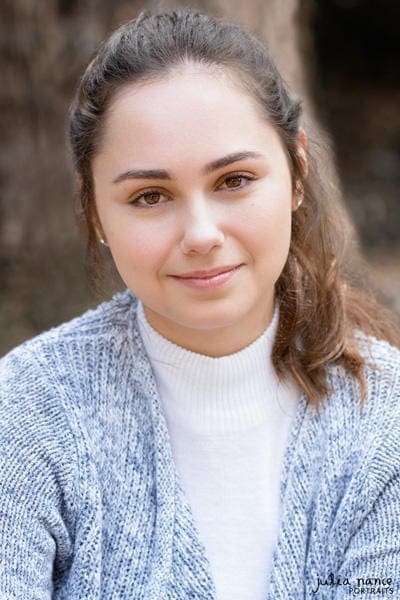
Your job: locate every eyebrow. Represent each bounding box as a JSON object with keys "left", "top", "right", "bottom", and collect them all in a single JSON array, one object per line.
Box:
[{"left": 112, "top": 150, "right": 265, "bottom": 184}]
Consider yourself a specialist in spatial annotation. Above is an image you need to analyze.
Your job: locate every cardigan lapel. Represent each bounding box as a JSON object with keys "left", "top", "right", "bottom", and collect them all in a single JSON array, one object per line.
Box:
[
  {"left": 265, "top": 390, "right": 321, "bottom": 598},
  {"left": 128, "top": 295, "right": 217, "bottom": 599}
]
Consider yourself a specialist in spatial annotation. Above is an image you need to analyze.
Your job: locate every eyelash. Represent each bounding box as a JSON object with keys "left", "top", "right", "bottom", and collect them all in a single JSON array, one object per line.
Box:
[{"left": 128, "top": 172, "right": 256, "bottom": 208}]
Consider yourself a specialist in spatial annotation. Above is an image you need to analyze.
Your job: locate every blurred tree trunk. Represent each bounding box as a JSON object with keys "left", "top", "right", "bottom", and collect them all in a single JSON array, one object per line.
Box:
[{"left": 0, "top": 0, "right": 340, "bottom": 355}]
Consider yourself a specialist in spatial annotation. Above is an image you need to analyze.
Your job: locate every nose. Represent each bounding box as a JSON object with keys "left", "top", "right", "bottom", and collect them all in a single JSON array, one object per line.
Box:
[{"left": 179, "top": 197, "right": 225, "bottom": 255}]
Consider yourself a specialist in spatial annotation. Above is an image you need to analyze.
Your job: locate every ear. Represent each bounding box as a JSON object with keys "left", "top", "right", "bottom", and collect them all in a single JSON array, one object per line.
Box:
[
  {"left": 291, "top": 128, "right": 308, "bottom": 212},
  {"left": 296, "top": 127, "right": 308, "bottom": 178}
]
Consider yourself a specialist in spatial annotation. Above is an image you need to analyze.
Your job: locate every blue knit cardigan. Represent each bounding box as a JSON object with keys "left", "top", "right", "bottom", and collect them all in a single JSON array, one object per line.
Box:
[{"left": 1, "top": 289, "right": 400, "bottom": 599}]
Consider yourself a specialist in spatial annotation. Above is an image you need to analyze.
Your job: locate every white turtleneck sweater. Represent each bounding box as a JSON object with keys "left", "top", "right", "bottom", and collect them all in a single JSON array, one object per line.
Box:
[{"left": 136, "top": 300, "right": 301, "bottom": 600}]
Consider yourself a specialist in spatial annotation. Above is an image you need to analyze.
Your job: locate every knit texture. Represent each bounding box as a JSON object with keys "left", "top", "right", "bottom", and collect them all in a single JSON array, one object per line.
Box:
[
  {"left": 1, "top": 288, "right": 400, "bottom": 599},
  {"left": 136, "top": 297, "right": 300, "bottom": 599}
]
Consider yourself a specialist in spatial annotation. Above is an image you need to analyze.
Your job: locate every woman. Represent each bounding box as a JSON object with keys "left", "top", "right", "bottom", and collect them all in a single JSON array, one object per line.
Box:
[{"left": 1, "top": 8, "right": 399, "bottom": 599}]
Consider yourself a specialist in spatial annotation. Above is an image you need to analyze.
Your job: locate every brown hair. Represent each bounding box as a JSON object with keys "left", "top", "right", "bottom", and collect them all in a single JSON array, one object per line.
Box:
[{"left": 68, "top": 8, "right": 400, "bottom": 410}]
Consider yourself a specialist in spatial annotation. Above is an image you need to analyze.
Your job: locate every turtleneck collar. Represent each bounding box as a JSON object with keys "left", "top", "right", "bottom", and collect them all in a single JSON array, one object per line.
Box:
[{"left": 136, "top": 299, "right": 298, "bottom": 434}]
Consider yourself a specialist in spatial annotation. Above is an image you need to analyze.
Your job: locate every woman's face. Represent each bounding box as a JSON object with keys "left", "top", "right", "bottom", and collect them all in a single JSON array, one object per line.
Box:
[{"left": 92, "top": 66, "right": 305, "bottom": 355}]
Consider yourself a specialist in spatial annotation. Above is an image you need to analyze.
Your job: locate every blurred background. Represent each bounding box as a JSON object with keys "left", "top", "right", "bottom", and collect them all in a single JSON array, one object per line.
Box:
[{"left": 1, "top": 0, "right": 399, "bottom": 356}]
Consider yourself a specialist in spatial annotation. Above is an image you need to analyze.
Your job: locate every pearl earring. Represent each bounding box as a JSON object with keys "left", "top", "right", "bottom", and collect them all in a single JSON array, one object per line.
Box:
[{"left": 99, "top": 237, "right": 108, "bottom": 246}]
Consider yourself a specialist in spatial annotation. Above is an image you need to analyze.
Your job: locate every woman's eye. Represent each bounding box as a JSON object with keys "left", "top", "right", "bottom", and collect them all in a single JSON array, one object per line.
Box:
[
  {"left": 128, "top": 190, "right": 166, "bottom": 208},
  {"left": 128, "top": 173, "right": 254, "bottom": 208},
  {"left": 219, "top": 173, "right": 254, "bottom": 190}
]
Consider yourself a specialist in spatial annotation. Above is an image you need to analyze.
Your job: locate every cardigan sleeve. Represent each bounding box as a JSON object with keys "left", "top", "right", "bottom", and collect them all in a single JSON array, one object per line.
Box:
[
  {"left": 0, "top": 344, "right": 79, "bottom": 599},
  {"left": 336, "top": 391, "right": 400, "bottom": 598}
]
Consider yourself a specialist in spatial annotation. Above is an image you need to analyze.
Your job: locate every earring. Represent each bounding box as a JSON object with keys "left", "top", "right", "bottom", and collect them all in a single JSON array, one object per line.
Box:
[
  {"left": 293, "top": 180, "right": 304, "bottom": 210},
  {"left": 99, "top": 237, "right": 108, "bottom": 246},
  {"left": 296, "top": 196, "right": 303, "bottom": 208},
  {"left": 293, "top": 196, "right": 303, "bottom": 209}
]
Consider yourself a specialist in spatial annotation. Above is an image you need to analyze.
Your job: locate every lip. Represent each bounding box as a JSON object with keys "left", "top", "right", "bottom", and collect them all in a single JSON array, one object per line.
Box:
[
  {"left": 170, "top": 264, "right": 243, "bottom": 290},
  {"left": 173, "top": 264, "right": 243, "bottom": 279}
]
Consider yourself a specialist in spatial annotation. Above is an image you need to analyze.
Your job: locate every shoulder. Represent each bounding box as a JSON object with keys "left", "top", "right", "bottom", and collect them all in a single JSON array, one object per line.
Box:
[
  {"left": 8, "top": 287, "right": 136, "bottom": 350},
  {"left": 0, "top": 287, "right": 140, "bottom": 433},
  {"left": 0, "top": 287, "right": 149, "bottom": 448},
  {"left": 354, "top": 327, "right": 400, "bottom": 377},
  {"left": 314, "top": 331, "right": 400, "bottom": 495},
  {"left": 0, "top": 288, "right": 145, "bottom": 502},
  {"left": 302, "top": 330, "right": 400, "bottom": 472},
  {"left": 0, "top": 288, "right": 141, "bottom": 384},
  {"left": 322, "top": 329, "right": 400, "bottom": 418},
  {"left": 353, "top": 329, "right": 400, "bottom": 414},
  {"left": 355, "top": 331, "right": 400, "bottom": 479}
]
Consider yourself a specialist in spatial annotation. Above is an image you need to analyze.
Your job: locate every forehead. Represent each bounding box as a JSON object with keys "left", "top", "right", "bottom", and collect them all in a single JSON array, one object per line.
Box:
[
  {"left": 95, "top": 65, "right": 286, "bottom": 171},
  {"left": 110, "top": 62, "right": 257, "bottom": 114}
]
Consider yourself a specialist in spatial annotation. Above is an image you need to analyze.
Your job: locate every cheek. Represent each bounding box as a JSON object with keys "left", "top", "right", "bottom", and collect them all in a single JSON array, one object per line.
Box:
[
  {"left": 107, "top": 217, "right": 172, "bottom": 275},
  {"left": 235, "top": 195, "right": 292, "bottom": 252}
]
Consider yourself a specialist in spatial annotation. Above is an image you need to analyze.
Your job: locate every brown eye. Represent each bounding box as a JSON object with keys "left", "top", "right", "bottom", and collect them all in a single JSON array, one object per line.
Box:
[
  {"left": 143, "top": 192, "right": 161, "bottom": 205},
  {"left": 220, "top": 173, "right": 255, "bottom": 191},
  {"left": 129, "top": 189, "right": 167, "bottom": 208},
  {"left": 226, "top": 176, "right": 243, "bottom": 188}
]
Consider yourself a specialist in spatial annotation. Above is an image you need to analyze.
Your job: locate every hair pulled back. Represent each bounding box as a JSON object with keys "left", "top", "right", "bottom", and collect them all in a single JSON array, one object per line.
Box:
[{"left": 68, "top": 8, "right": 400, "bottom": 410}]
